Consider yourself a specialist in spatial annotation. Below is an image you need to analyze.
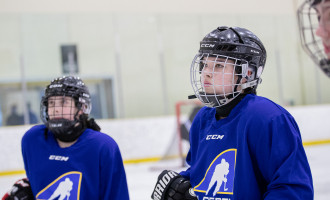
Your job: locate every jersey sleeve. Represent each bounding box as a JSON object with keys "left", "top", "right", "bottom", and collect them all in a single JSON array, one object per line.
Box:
[
  {"left": 248, "top": 113, "right": 313, "bottom": 199},
  {"left": 21, "top": 126, "right": 38, "bottom": 182},
  {"left": 179, "top": 150, "right": 192, "bottom": 179},
  {"left": 99, "top": 138, "right": 129, "bottom": 200},
  {"left": 21, "top": 125, "right": 45, "bottom": 197}
]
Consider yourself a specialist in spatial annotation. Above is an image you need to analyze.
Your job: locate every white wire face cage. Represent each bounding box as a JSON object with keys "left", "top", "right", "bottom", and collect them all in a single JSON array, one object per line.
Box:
[
  {"left": 190, "top": 53, "right": 251, "bottom": 108},
  {"left": 297, "top": 0, "right": 330, "bottom": 77}
]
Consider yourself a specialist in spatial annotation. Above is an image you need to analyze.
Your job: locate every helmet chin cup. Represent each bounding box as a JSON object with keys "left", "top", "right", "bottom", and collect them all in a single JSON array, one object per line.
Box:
[
  {"left": 198, "top": 92, "right": 228, "bottom": 108},
  {"left": 47, "top": 118, "right": 85, "bottom": 142}
]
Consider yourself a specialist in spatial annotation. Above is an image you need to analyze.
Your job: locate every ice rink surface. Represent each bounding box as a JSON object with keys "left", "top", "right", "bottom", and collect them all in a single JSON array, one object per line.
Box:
[{"left": 0, "top": 144, "right": 329, "bottom": 199}]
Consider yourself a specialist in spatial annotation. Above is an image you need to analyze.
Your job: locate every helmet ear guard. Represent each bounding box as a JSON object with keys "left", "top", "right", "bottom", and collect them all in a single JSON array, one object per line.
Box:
[
  {"left": 240, "top": 63, "right": 248, "bottom": 78},
  {"left": 80, "top": 101, "right": 92, "bottom": 115}
]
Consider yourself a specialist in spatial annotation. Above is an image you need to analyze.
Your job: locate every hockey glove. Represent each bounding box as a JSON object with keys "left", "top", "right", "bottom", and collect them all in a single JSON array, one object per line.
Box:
[
  {"left": 151, "top": 170, "right": 197, "bottom": 200},
  {"left": 2, "top": 178, "right": 34, "bottom": 200}
]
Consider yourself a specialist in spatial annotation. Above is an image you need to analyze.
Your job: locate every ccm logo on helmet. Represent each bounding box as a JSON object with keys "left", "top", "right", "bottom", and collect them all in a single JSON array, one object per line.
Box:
[
  {"left": 49, "top": 84, "right": 63, "bottom": 88},
  {"left": 201, "top": 43, "right": 215, "bottom": 48},
  {"left": 82, "top": 93, "right": 90, "bottom": 98},
  {"left": 250, "top": 49, "right": 260, "bottom": 54}
]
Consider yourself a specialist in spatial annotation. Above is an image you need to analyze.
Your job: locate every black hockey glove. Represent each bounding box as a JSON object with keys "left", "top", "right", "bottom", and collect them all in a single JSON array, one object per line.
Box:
[
  {"left": 2, "top": 178, "right": 34, "bottom": 200},
  {"left": 151, "top": 170, "right": 197, "bottom": 200}
]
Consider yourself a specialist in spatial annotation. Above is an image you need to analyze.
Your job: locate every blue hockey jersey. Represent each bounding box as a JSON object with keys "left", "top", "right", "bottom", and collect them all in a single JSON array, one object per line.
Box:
[
  {"left": 180, "top": 94, "right": 313, "bottom": 200},
  {"left": 21, "top": 125, "right": 129, "bottom": 200}
]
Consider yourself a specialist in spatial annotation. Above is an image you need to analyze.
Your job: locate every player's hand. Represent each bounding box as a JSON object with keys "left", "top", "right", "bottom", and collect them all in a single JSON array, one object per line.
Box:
[
  {"left": 2, "top": 178, "right": 34, "bottom": 200},
  {"left": 151, "top": 170, "right": 197, "bottom": 200}
]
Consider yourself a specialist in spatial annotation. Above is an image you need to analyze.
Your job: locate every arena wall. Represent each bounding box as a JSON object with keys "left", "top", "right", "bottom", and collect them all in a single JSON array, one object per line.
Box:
[{"left": 0, "top": 104, "right": 329, "bottom": 172}]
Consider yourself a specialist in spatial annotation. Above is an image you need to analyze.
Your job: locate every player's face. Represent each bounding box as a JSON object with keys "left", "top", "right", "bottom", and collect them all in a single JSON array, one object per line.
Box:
[
  {"left": 315, "top": 0, "right": 330, "bottom": 58},
  {"left": 47, "top": 96, "right": 79, "bottom": 121},
  {"left": 201, "top": 57, "right": 238, "bottom": 95}
]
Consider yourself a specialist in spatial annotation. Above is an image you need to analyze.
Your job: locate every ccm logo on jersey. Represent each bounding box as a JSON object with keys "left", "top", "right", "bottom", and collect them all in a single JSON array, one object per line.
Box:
[
  {"left": 202, "top": 197, "right": 231, "bottom": 200},
  {"left": 206, "top": 135, "right": 224, "bottom": 140},
  {"left": 49, "top": 155, "right": 69, "bottom": 161}
]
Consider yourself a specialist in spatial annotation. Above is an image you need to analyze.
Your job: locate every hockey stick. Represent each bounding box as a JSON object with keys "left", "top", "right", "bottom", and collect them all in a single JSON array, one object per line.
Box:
[{"left": 223, "top": 175, "right": 228, "bottom": 191}]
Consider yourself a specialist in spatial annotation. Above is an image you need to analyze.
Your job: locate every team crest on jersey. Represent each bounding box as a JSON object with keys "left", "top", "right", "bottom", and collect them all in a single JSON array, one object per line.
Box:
[
  {"left": 36, "top": 171, "right": 82, "bottom": 200},
  {"left": 194, "top": 149, "right": 237, "bottom": 197}
]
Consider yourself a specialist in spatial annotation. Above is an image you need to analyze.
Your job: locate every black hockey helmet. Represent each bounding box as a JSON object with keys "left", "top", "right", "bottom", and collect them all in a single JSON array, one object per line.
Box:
[
  {"left": 40, "top": 76, "right": 92, "bottom": 142},
  {"left": 198, "top": 26, "right": 266, "bottom": 70},
  {"left": 190, "top": 26, "right": 267, "bottom": 107}
]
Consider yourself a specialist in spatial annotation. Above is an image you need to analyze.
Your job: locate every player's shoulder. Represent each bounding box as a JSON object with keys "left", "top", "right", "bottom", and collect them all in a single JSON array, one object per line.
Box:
[
  {"left": 82, "top": 129, "right": 122, "bottom": 158},
  {"left": 197, "top": 106, "right": 215, "bottom": 118},
  {"left": 21, "top": 124, "right": 47, "bottom": 147},
  {"left": 23, "top": 124, "right": 46, "bottom": 139},
  {"left": 83, "top": 129, "right": 119, "bottom": 148},
  {"left": 241, "top": 94, "right": 292, "bottom": 119}
]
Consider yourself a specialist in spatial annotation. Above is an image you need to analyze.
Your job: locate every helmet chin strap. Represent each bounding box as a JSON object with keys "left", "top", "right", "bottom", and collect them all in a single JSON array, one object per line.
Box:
[
  {"left": 215, "top": 74, "right": 253, "bottom": 118},
  {"left": 319, "top": 58, "right": 330, "bottom": 77},
  {"left": 188, "top": 94, "right": 197, "bottom": 99}
]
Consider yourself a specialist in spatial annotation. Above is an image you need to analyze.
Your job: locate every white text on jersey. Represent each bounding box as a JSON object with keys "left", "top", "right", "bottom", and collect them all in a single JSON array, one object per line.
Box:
[
  {"left": 49, "top": 155, "right": 69, "bottom": 161},
  {"left": 206, "top": 135, "right": 224, "bottom": 140}
]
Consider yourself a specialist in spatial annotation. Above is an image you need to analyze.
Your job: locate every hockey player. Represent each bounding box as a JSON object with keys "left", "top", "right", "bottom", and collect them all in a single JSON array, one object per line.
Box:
[
  {"left": 151, "top": 26, "right": 314, "bottom": 200},
  {"left": 298, "top": 0, "right": 330, "bottom": 77},
  {"left": 2, "top": 76, "right": 129, "bottom": 200}
]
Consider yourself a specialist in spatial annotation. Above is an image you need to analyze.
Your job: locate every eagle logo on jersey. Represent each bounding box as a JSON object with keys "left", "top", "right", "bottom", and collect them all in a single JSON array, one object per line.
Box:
[
  {"left": 194, "top": 149, "right": 236, "bottom": 198},
  {"left": 36, "top": 171, "right": 82, "bottom": 200}
]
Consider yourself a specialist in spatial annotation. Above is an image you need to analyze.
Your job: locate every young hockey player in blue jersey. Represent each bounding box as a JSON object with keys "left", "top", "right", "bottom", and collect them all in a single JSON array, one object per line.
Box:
[
  {"left": 2, "top": 76, "right": 129, "bottom": 200},
  {"left": 298, "top": 0, "right": 330, "bottom": 77},
  {"left": 151, "top": 26, "right": 314, "bottom": 200}
]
